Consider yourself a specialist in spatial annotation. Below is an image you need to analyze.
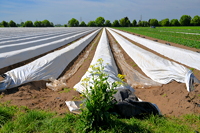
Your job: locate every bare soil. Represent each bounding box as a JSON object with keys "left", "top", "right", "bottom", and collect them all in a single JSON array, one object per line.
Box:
[{"left": 0, "top": 28, "right": 200, "bottom": 117}]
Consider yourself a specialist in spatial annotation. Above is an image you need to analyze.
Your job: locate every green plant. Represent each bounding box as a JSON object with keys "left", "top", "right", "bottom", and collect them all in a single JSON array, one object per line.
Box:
[
  {"left": 190, "top": 68, "right": 195, "bottom": 72},
  {"left": 0, "top": 95, "right": 3, "bottom": 99},
  {"left": 79, "top": 58, "right": 119, "bottom": 132},
  {"left": 59, "top": 88, "right": 72, "bottom": 93},
  {"left": 132, "top": 64, "right": 137, "bottom": 67},
  {"left": 72, "top": 96, "right": 82, "bottom": 101},
  {"left": 162, "top": 93, "right": 167, "bottom": 97}
]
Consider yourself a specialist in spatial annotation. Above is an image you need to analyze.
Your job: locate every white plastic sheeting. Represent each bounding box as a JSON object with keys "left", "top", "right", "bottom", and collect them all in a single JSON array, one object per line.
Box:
[
  {"left": 0, "top": 31, "right": 83, "bottom": 53},
  {"left": 0, "top": 28, "right": 98, "bottom": 69},
  {"left": 0, "top": 28, "right": 92, "bottom": 46},
  {"left": 111, "top": 41, "right": 162, "bottom": 88},
  {"left": 67, "top": 28, "right": 161, "bottom": 115},
  {"left": 110, "top": 28, "right": 200, "bottom": 71},
  {"left": 73, "top": 28, "right": 134, "bottom": 94},
  {"left": 0, "top": 27, "right": 90, "bottom": 41},
  {"left": 47, "top": 30, "right": 101, "bottom": 91},
  {"left": 0, "top": 29, "right": 70, "bottom": 44},
  {"left": 0, "top": 29, "right": 101, "bottom": 90},
  {"left": 107, "top": 28, "right": 196, "bottom": 92}
]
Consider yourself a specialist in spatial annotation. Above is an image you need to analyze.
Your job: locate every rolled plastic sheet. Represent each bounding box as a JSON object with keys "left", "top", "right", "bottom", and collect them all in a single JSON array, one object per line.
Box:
[
  {"left": 0, "top": 28, "right": 101, "bottom": 91},
  {"left": 107, "top": 28, "right": 199, "bottom": 92},
  {"left": 111, "top": 28, "right": 200, "bottom": 71}
]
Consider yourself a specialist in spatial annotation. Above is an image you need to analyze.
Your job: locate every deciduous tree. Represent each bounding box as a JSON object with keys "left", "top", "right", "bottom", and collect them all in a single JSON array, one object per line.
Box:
[
  {"left": 191, "top": 15, "right": 200, "bottom": 26},
  {"left": 149, "top": 19, "right": 159, "bottom": 26},
  {"left": 87, "top": 21, "right": 96, "bottom": 27},
  {"left": 180, "top": 15, "right": 191, "bottom": 26},
  {"left": 138, "top": 21, "right": 148, "bottom": 27},
  {"left": 112, "top": 20, "right": 120, "bottom": 27},
  {"left": 34, "top": 21, "right": 42, "bottom": 27},
  {"left": 105, "top": 20, "right": 111, "bottom": 27},
  {"left": 119, "top": 17, "right": 131, "bottom": 27},
  {"left": 23, "top": 21, "right": 34, "bottom": 27},
  {"left": 95, "top": 17, "right": 105, "bottom": 27},
  {"left": 9, "top": 20, "right": 17, "bottom": 27},
  {"left": 161, "top": 18, "right": 170, "bottom": 26},
  {"left": 68, "top": 18, "right": 79, "bottom": 27},
  {"left": 79, "top": 21, "right": 87, "bottom": 27},
  {"left": 132, "top": 19, "right": 137, "bottom": 27},
  {"left": 170, "top": 19, "right": 180, "bottom": 26},
  {"left": 42, "top": 19, "right": 51, "bottom": 27},
  {"left": 1, "top": 21, "right": 9, "bottom": 27}
]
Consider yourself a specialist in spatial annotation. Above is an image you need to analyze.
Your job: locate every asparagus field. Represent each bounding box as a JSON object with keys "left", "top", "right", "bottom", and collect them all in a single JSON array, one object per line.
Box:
[{"left": 0, "top": 27, "right": 200, "bottom": 132}]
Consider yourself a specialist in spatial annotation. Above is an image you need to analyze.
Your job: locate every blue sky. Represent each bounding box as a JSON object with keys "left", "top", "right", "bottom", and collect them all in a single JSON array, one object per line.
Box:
[{"left": 0, "top": 0, "right": 199, "bottom": 25}]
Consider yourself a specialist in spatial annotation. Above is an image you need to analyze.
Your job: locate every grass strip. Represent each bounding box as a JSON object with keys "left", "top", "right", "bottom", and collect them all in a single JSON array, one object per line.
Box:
[{"left": 0, "top": 103, "right": 199, "bottom": 133}]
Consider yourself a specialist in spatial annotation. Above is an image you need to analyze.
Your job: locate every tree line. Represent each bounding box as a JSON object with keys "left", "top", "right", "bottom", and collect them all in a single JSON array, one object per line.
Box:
[
  {"left": 1, "top": 15, "right": 200, "bottom": 27},
  {"left": 0, "top": 19, "right": 54, "bottom": 27}
]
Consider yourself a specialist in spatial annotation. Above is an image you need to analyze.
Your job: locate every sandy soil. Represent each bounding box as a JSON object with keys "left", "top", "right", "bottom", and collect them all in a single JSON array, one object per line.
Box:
[{"left": 0, "top": 28, "right": 199, "bottom": 117}]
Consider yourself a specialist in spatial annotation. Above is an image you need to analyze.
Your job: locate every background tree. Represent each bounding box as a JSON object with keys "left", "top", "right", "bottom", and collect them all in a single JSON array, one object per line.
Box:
[
  {"left": 119, "top": 17, "right": 131, "bottom": 27},
  {"left": 179, "top": 15, "right": 191, "bottom": 26},
  {"left": 34, "top": 21, "right": 42, "bottom": 27},
  {"left": 87, "top": 21, "right": 96, "bottom": 27},
  {"left": 161, "top": 18, "right": 170, "bottom": 26},
  {"left": 105, "top": 20, "right": 111, "bottom": 27},
  {"left": 158, "top": 21, "right": 162, "bottom": 26},
  {"left": 54, "top": 24, "right": 63, "bottom": 27},
  {"left": 170, "top": 19, "right": 180, "bottom": 26},
  {"left": 9, "top": 20, "right": 17, "bottom": 27},
  {"left": 50, "top": 22, "right": 54, "bottom": 27},
  {"left": 149, "top": 19, "right": 159, "bottom": 26},
  {"left": 191, "top": 15, "right": 200, "bottom": 26},
  {"left": 112, "top": 20, "right": 120, "bottom": 27},
  {"left": 23, "top": 21, "right": 33, "bottom": 27},
  {"left": 1, "top": 21, "right": 9, "bottom": 27},
  {"left": 95, "top": 17, "right": 105, "bottom": 27},
  {"left": 68, "top": 18, "right": 79, "bottom": 27},
  {"left": 138, "top": 21, "right": 148, "bottom": 27},
  {"left": 125, "top": 17, "right": 131, "bottom": 27},
  {"left": 132, "top": 19, "right": 137, "bottom": 27},
  {"left": 42, "top": 19, "right": 52, "bottom": 27},
  {"left": 148, "top": 19, "right": 151, "bottom": 26},
  {"left": 119, "top": 18, "right": 126, "bottom": 27},
  {"left": 20, "top": 22, "right": 24, "bottom": 27},
  {"left": 79, "top": 21, "right": 87, "bottom": 27},
  {"left": 16, "top": 23, "right": 21, "bottom": 27}
]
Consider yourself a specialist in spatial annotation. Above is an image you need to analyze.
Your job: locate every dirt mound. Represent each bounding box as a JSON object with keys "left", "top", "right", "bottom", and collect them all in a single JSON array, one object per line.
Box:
[{"left": 135, "top": 81, "right": 200, "bottom": 116}]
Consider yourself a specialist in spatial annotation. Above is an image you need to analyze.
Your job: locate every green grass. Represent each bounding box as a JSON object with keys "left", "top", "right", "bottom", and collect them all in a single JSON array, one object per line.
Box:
[
  {"left": 159, "top": 26, "right": 200, "bottom": 30},
  {"left": 114, "top": 27, "right": 200, "bottom": 49},
  {"left": 0, "top": 103, "right": 199, "bottom": 133},
  {"left": 59, "top": 88, "right": 72, "bottom": 93}
]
